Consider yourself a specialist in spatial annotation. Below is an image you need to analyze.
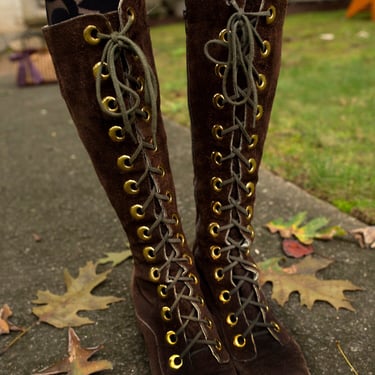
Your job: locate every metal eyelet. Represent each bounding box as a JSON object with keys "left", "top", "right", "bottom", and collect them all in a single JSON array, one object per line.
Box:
[
  {"left": 256, "top": 73, "right": 267, "bottom": 91},
  {"left": 102, "top": 96, "right": 119, "bottom": 113},
  {"left": 83, "top": 25, "right": 100, "bottom": 45},
  {"left": 93, "top": 62, "right": 109, "bottom": 80},
  {"left": 246, "top": 182, "right": 255, "bottom": 197},
  {"left": 137, "top": 226, "right": 152, "bottom": 241},
  {"left": 212, "top": 201, "right": 223, "bottom": 216},
  {"left": 272, "top": 321, "right": 281, "bottom": 333},
  {"left": 161, "top": 306, "right": 172, "bottom": 322},
  {"left": 206, "top": 318, "right": 213, "bottom": 329},
  {"left": 157, "top": 284, "right": 168, "bottom": 298},
  {"left": 266, "top": 5, "right": 276, "bottom": 24},
  {"left": 246, "top": 205, "right": 253, "bottom": 220},
  {"left": 214, "top": 268, "right": 224, "bottom": 282},
  {"left": 211, "top": 177, "right": 223, "bottom": 192},
  {"left": 176, "top": 233, "right": 186, "bottom": 246},
  {"left": 166, "top": 191, "right": 173, "bottom": 203},
  {"left": 123, "top": 180, "right": 139, "bottom": 195},
  {"left": 256, "top": 105, "right": 264, "bottom": 121},
  {"left": 211, "top": 151, "right": 223, "bottom": 166},
  {"left": 215, "top": 64, "right": 226, "bottom": 79},
  {"left": 169, "top": 354, "right": 183, "bottom": 370},
  {"left": 143, "top": 246, "right": 156, "bottom": 262},
  {"left": 261, "top": 40, "right": 271, "bottom": 58},
  {"left": 157, "top": 166, "right": 166, "bottom": 177},
  {"left": 172, "top": 214, "right": 180, "bottom": 226},
  {"left": 126, "top": 7, "right": 136, "bottom": 23},
  {"left": 248, "top": 158, "right": 257, "bottom": 174},
  {"left": 210, "top": 245, "right": 222, "bottom": 261},
  {"left": 219, "top": 28, "right": 230, "bottom": 42},
  {"left": 226, "top": 313, "right": 238, "bottom": 327},
  {"left": 213, "top": 93, "right": 225, "bottom": 109},
  {"left": 209, "top": 222, "right": 221, "bottom": 238},
  {"left": 117, "top": 155, "right": 134, "bottom": 171},
  {"left": 219, "top": 290, "right": 231, "bottom": 304},
  {"left": 212, "top": 124, "right": 224, "bottom": 141},
  {"left": 233, "top": 334, "right": 247, "bottom": 348},
  {"left": 182, "top": 253, "right": 193, "bottom": 266},
  {"left": 197, "top": 295, "right": 205, "bottom": 306},
  {"left": 247, "top": 225, "right": 255, "bottom": 240},
  {"left": 248, "top": 134, "right": 259, "bottom": 150},
  {"left": 136, "top": 76, "right": 144, "bottom": 93},
  {"left": 108, "top": 126, "right": 125, "bottom": 143},
  {"left": 141, "top": 106, "right": 152, "bottom": 123},
  {"left": 130, "top": 204, "right": 145, "bottom": 220},
  {"left": 215, "top": 339, "right": 223, "bottom": 351},
  {"left": 149, "top": 267, "right": 160, "bottom": 283},
  {"left": 166, "top": 331, "right": 178, "bottom": 346},
  {"left": 189, "top": 273, "right": 199, "bottom": 285}
]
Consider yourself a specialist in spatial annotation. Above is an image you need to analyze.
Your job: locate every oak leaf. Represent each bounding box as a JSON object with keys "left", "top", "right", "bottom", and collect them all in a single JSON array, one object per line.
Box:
[
  {"left": 97, "top": 250, "right": 132, "bottom": 267},
  {"left": 32, "top": 262, "right": 124, "bottom": 328},
  {"left": 258, "top": 256, "right": 362, "bottom": 311},
  {"left": 265, "top": 212, "right": 347, "bottom": 245},
  {"left": 351, "top": 226, "right": 375, "bottom": 249},
  {"left": 0, "top": 304, "right": 23, "bottom": 335},
  {"left": 33, "top": 327, "right": 113, "bottom": 375},
  {"left": 282, "top": 239, "right": 314, "bottom": 258}
]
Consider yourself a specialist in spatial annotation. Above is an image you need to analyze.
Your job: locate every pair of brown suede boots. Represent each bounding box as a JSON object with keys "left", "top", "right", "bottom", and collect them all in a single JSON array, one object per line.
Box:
[{"left": 43, "top": 0, "right": 310, "bottom": 374}]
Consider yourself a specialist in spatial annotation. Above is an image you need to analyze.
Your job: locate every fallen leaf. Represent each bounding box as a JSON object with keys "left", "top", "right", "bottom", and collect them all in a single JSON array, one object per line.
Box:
[
  {"left": 350, "top": 226, "right": 375, "bottom": 249},
  {"left": 0, "top": 304, "right": 23, "bottom": 335},
  {"left": 282, "top": 239, "right": 314, "bottom": 258},
  {"left": 33, "top": 327, "right": 113, "bottom": 375},
  {"left": 97, "top": 250, "right": 132, "bottom": 267},
  {"left": 258, "top": 256, "right": 362, "bottom": 311},
  {"left": 32, "top": 261, "right": 124, "bottom": 328},
  {"left": 265, "top": 212, "right": 347, "bottom": 245}
]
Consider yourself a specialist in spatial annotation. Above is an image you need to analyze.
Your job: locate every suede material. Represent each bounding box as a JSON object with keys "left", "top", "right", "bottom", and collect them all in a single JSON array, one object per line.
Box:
[
  {"left": 186, "top": 0, "right": 310, "bottom": 373},
  {"left": 43, "top": 1, "right": 236, "bottom": 374}
]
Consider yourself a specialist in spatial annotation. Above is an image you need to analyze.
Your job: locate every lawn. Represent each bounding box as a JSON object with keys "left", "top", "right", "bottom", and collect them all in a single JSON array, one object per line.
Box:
[{"left": 150, "top": 10, "right": 375, "bottom": 224}]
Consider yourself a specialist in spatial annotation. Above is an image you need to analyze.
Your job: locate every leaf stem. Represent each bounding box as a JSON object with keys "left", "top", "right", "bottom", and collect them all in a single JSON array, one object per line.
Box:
[{"left": 336, "top": 340, "right": 359, "bottom": 375}]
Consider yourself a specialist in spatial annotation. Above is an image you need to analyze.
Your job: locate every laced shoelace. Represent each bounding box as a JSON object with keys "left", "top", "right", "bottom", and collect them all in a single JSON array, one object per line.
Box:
[
  {"left": 204, "top": 0, "right": 277, "bottom": 348},
  {"left": 94, "top": 11, "right": 217, "bottom": 364}
]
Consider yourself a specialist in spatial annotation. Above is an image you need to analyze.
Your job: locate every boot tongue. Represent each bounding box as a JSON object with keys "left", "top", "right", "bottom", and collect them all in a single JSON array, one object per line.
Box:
[{"left": 45, "top": 0, "right": 120, "bottom": 25}]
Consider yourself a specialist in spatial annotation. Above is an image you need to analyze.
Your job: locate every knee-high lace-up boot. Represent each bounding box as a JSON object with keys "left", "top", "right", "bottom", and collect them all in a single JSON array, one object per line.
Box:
[
  {"left": 43, "top": 1, "right": 237, "bottom": 374},
  {"left": 185, "top": 1, "right": 310, "bottom": 374}
]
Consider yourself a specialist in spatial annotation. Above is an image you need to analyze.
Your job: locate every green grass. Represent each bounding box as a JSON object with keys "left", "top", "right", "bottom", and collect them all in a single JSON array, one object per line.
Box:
[{"left": 150, "top": 10, "right": 375, "bottom": 224}]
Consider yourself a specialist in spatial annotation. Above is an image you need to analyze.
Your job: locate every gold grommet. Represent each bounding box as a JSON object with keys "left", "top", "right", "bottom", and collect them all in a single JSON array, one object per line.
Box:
[
  {"left": 233, "top": 334, "right": 247, "bottom": 348},
  {"left": 214, "top": 268, "right": 224, "bottom": 282},
  {"left": 157, "top": 284, "right": 168, "bottom": 298},
  {"left": 93, "top": 61, "right": 109, "bottom": 79},
  {"left": 212, "top": 201, "right": 223, "bottom": 216},
  {"left": 256, "top": 73, "right": 267, "bottom": 91},
  {"left": 272, "top": 321, "right": 281, "bottom": 333},
  {"left": 206, "top": 318, "right": 213, "bottom": 329},
  {"left": 141, "top": 106, "right": 152, "bottom": 123},
  {"left": 123, "top": 180, "right": 139, "bottom": 195},
  {"left": 215, "top": 64, "right": 227, "bottom": 79},
  {"left": 210, "top": 245, "right": 222, "bottom": 261},
  {"left": 247, "top": 225, "right": 255, "bottom": 240},
  {"left": 256, "top": 105, "right": 264, "bottom": 121},
  {"left": 219, "top": 290, "right": 231, "bottom": 304},
  {"left": 143, "top": 246, "right": 156, "bottom": 262},
  {"left": 209, "top": 222, "right": 220, "bottom": 238},
  {"left": 212, "top": 124, "right": 224, "bottom": 141},
  {"left": 261, "top": 40, "right": 271, "bottom": 58},
  {"left": 197, "top": 295, "right": 205, "bottom": 306},
  {"left": 248, "top": 134, "right": 259, "bottom": 150},
  {"left": 246, "top": 182, "right": 255, "bottom": 197},
  {"left": 189, "top": 273, "right": 199, "bottom": 285},
  {"left": 168, "top": 354, "right": 183, "bottom": 370},
  {"left": 213, "top": 93, "right": 225, "bottom": 109},
  {"left": 108, "top": 126, "right": 125, "bottom": 142},
  {"left": 83, "top": 25, "right": 100, "bottom": 45},
  {"left": 136, "top": 76, "right": 144, "bottom": 93},
  {"left": 267, "top": 5, "right": 276, "bottom": 24},
  {"left": 211, "top": 177, "right": 223, "bottom": 192},
  {"left": 149, "top": 267, "right": 160, "bottom": 282},
  {"left": 176, "top": 233, "right": 185, "bottom": 246},
  {"left": 130, "top": 204, "right": 145, "bottom": 220},
  {"left": 126, "top": 7, "right": 136, "bottom": 22},
  {"left": 117, "top": 155, "right": 134, "bottom": 171},
  {"left": 166, "top": 331, "right": 178, "bottom": 346},
  {"left": 211, "top": 151, "right": 223, "bottom": 166},
  {"left": 245, "top": 205, "right": 253, "bottom": 220},
  {"left": 248, "top": 158, "right": 257, "bottom": 174},
  {"left": 137, "top": 226, "right": 152, "bottom": 241},
  {"left": 172, "top": 214, "right": 180, "bottom": 226},
  {"left": 166, "top": 191, "right": 173, "bottom": 203},
  {"left": 102, "top": 96, "right": 119, "bottom": 113},
  {"left": 226, "top": 313, "right": 238, "bottom": 327},
  {"left": 182, "top": 253, "right": 193, "bottom": 265},
  {"left": 161, "top": 306, "right": 172, "bottom": 322},
  {"left": 157, "top": 166, "right": 166, "bottom": 177},
  {"left": 219, "top": 28, "right": 230, "bottom": 42},
  {"left": 215, "top": 339, "right": 223, "bottom": 351}
]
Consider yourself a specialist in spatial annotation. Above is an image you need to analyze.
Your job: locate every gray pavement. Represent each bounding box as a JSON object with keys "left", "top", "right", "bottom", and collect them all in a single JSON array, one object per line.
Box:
[{"left": 0, "top": 74, "right": 374, "bottom": 374}]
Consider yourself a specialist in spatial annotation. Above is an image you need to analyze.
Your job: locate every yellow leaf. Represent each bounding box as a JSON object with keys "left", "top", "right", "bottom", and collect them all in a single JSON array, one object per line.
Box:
[
  {"left": 259, "top": 256, "right": 363, "bottom": 311},
  {"left": 97, "top": 250, "right": 132, "bottom": 267}
]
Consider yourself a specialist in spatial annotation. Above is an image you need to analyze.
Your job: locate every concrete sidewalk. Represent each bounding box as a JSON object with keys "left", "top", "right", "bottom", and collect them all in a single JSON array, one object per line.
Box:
[{"left": 0, "top": 75, "right": 373, "bottom": 374}]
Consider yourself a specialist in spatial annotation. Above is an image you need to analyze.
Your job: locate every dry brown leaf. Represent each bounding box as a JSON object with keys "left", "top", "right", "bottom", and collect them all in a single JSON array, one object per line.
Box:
[
  {"left": 32, "top": 261, "right": 124, "bottom": 328},
  {"left": 259, "top": 256, "right": 362, "bottom": 311},
  {"left": 33, "top": 327, "right": 113, "bottom": 375},
  {"left": 97, "top": 250, "right": 132, "bottom": 267},
  {"left": 0, "top": 304, "right": 23, "bottom": 335},
  {"left": 350, "top": 226, "right": 375, "bottom": 249}
]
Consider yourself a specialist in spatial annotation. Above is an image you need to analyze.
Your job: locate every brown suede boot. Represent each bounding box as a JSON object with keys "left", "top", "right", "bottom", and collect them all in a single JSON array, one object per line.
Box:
[
  {"left": 185, "top": 0, "right": 310, "bottom": 374},
  {"left": 43, "top": 1, "right": 237, "bottom": 374}
]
